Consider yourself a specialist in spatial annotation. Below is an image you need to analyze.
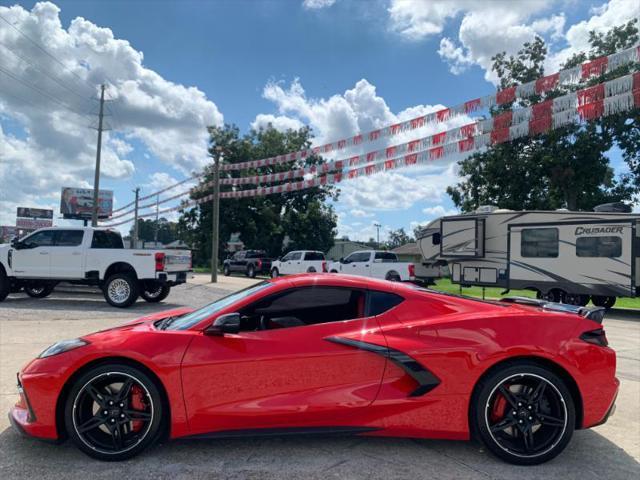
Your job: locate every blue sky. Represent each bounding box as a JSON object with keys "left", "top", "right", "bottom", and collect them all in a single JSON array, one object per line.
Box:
[{"left": 1, "top": 0, "right": 638, "bottom": 241}]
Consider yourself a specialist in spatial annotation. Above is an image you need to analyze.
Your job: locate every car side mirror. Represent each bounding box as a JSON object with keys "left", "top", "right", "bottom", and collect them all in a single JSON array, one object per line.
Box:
[
  {"left": 204, "top": 312, "right": 241, "bottom": 336},
  {"left": 339, "top": 257, "right": 346, "bottom": 263},
  {"left": 11, "top": 239, "right": 25, "bottom": 250}
]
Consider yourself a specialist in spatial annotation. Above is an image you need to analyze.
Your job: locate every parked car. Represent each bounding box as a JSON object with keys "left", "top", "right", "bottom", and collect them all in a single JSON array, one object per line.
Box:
[
  {"left": 270, "top": 250, "right": 327, "bottom": 277},
  {"left": 327, "top": 250, "right": 415, "bottom": 282},
  {"left": 9, "top": 274, "right": 616, "bottom": 465},
  {"left": 0, "top": 227, "right": 191, "bottom": 308},
  {"left": 223, "top": 250, "right": 272, "bottom": 278}
]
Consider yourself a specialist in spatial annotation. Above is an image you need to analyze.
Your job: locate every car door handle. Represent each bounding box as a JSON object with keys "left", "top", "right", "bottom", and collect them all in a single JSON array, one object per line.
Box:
[
  {"left": 72, "top": 252, "right": 82, "bottom": 256},
  {"left": 39, "top": 251, "right": 49, "bottom": 255},
  {"left": 365, "top": 264, "right": 369, "bottom": 267}
]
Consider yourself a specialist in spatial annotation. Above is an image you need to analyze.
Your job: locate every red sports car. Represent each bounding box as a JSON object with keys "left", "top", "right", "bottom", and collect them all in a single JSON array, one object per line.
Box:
[{"left": 9, "top": 274, "right": 617, "bottom": 465}]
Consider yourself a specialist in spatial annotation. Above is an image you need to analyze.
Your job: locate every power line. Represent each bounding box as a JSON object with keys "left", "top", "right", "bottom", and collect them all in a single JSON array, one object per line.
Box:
[
  {"left": 0, "top": 12, "right": 96, "bottom": 97},
  {"left": 0, "top": 64, "right": 92, "bottom": 120}
]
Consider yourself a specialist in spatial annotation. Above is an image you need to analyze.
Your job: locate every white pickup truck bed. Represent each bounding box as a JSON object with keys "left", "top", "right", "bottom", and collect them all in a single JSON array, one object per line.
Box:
[{"left": 327, "top": 250, "right": 415, "bottom": 282}]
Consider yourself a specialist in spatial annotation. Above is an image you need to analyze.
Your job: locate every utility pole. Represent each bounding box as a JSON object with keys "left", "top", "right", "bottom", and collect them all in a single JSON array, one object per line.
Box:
[
  {"left": 132, "top": 187, "right": 140, "bottom": 249},
  {"left": 374, "top": 222, "right": 381, "bottom": 247},
  {"left": 154, "top": 193, "right": 160, "bottom": 245},
  {"left": 91, "top": 84, "right": 106, "bottom": 227},
  {"left": 211, "top": 146, "right": 223, "bottom": 283}
]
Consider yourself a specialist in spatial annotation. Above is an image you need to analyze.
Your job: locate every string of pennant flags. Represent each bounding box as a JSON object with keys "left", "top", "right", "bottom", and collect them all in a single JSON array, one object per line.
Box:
[
  {"left": 101, "top": 78, "right": 640, "bottom": 228},
  {"left": 100, "top": 45, "right": 640, "bottom": 227}
]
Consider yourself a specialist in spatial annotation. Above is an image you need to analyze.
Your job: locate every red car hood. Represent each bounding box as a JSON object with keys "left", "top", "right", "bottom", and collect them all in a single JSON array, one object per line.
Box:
[{"left": 124, "top": 307, "right": 195, "bottom": 326}]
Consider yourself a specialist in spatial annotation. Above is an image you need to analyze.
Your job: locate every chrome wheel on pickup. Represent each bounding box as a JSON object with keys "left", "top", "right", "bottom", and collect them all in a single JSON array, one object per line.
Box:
[{"left": 103, "top": 273, "right": 139, "bottom": 308}]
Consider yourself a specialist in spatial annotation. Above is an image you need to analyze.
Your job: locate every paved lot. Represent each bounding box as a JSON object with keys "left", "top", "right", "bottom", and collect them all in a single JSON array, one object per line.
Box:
[{"left": 0, "top": 278, "right": 638, "bottom": 479}]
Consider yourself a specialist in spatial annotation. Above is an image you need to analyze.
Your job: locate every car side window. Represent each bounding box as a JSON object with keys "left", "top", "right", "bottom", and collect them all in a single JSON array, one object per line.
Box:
[
  {"left": 22, "top": 230, "right": 55, "bottom": 248},
  {"left": 349, "top": 252, "right": 370, "bottom": 262},
  {"left": 233, "top": 252, "right": 245, "bottom": 260},
  {"left": 91, "top": 231, "right": 123, "bottom": 249},
  {"left": 367, "top": 291, "right": 404, "bottom": 316},
  {"left": 304, "top": 252, "right": 324, "bottom": 261},
  {"left": 290, "top": 252, "right": 302, "bottom": 261},
  {"left": 374, "top": 252, "right": 397, "bottom": 262},
  {"left": 239, "top": 286, "right": 366, "bottom": 331},
  {"left": 54, "top": 230, "right": 84, "bottom": 247}
]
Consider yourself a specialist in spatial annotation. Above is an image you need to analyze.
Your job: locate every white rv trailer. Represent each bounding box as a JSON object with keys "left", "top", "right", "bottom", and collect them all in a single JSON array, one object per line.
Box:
[{"left": 416, "top": 207, "right": 639, "bottom": 308}]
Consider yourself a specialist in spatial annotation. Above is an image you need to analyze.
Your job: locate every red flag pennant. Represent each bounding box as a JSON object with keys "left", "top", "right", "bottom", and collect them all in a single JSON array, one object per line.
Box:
[
  {"left": 337, "top": 139, "right": 346, "bottom": 149},
  {"left": 436, "top": 108, "right": 450, "bottom": 122},
  {"left": 496, "top": 86, "right": 516, "bottom": 105},
  {"left": 390, "top": 123, "right": 402, "bottom": 134},
  {"left": 404, "top": 153, "right": 417, "bottom": 165},
  {"left": 429, "top": 146, "right": 444, "bottom": 160},
  {"left": 535, "top": 73, "right": 559, "bottom": 94},
  {"left": 312, "top": 147, "right": 321, "bottom": 155},
  {"left": 458, "top": 137, "right": 474, "bottom": 152},
  {"left": 578, "top": 101, "right": 604, "bottom": 120},
  {"left": 577, "top": 84, "right": 605, "bottom": 105},
  {"left": 432, "top": 132, "right": 446, "bottom": 145},
  {"left": 301, "top": 150, "right": 308, "bottom": 158},
  {"left": 411, "top": 116, "right": 426, "bottom": 129},
  {"left": 350, "top": 156, "right": 360, "bottom": 166},
  {"left": 464, "top": 98, "right": 481, "bottom": 113},
  {"left": 490, "top": 127, "right": 510, "bottom": 145},
  {"left": 386, "top": 146, "right": 396, "bottom": 158},
  {"left": 348, "top": 170, "right": 358, "bottom": 179},
  {"left": 531, "top": 99, "right": 553, "bottom": 120},
  {"left": 366, "top": 152, "right": 376, "bottom": 162},
  {"left": 334, "top": 172, "right": 342, "bottom": 183},
  {"left": 320, "top": 176, "right": 328, "bottom": 185},
  {"left": 460, "top": 123, "right": 476, "bottom": 137},
  {"left": 493, "top": 111, "right": 513, "bottom": 129},
  {"left": 334, "top": 160, "right": 343, "bottom": 170},
  {"left": 581, "top": 56, "right": 608, "bottom": 79},
  {"left": 384, "top": 159, "right": 395, "bottom": 169},
  {"left": 369, "top": 130, "right": 381, "bottom": 141},
  {"left": 365, "top": 164, "right": 376, "bottom": 175},
  {"left": 324, "top": 144, "right": 332, "bottom": 153},
  {"left": 633, "top": 71, "right": 640, "bottom": 91},
  {"left": 352, "top": 134, "right": 363, "bottom": 145},
  {"left": 529, "top": 116, "right": 552, "bottom": 135},
  {"left": 408, "top": 139, "right": 421, "bottom": 152}
]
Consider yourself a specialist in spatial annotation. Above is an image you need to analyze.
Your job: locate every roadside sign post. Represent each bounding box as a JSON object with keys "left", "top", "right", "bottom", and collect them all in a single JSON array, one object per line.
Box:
[
  {"left": 211, "top": 146, "right": 223, "bottom": 283},
  {"left": 91, "top": 84, "right": 106, "bottom": 227},
  {"left": 132, "top": 187, "right": 140, "bottom": 249}
]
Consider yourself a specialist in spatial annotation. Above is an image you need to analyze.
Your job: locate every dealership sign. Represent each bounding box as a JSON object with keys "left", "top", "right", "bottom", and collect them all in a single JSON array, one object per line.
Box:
[
  {"left": 60, "top": 187, "right": 113, "bottom": 219},
  {"left": 16, "top": 218, "right": 53, "bottom": 229},
  {"left": 16, "top": 207, "right": 53, "bottom": 219}
]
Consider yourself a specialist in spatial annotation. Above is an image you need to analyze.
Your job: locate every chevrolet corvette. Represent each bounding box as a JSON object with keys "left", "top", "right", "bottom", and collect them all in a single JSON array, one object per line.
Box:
[{"left": 9, "top": 274, "right": 617, "bottom": 464}]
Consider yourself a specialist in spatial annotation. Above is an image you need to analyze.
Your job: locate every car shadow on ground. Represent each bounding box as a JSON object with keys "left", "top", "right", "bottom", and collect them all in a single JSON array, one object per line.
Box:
[{"left": 0, "top": 427, "right": 637, "bottom": 480}]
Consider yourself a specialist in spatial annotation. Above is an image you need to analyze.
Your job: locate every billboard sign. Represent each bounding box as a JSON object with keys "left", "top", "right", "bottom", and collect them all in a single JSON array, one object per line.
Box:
[
  {"left": 16, "top": 207, "right": 53, "bottom": 219},
  {"left": 60, "top": 187, "right": 113, "bottom": 219},
  {"left": 16, "top": 218, "right": 53, "bottom": 229}
]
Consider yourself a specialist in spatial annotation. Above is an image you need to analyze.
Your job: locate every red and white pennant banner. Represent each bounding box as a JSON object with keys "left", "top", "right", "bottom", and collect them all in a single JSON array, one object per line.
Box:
[{"left": 220, "top": 44, "right": 639, "bottom": 172}]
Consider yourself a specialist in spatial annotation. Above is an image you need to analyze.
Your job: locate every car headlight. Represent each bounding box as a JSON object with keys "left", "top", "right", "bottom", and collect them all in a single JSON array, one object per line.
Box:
[{"left": 38, "top": 338, "right": 89, "bottom": 358}]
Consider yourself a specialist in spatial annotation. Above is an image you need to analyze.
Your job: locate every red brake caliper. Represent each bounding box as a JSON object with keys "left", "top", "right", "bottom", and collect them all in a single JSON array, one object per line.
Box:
[
  {"left": 491, "top": 392, "right": 508, "bottom": 422},
  {"left": 129, "top": 385, "right": 146, "bottom": 432}
]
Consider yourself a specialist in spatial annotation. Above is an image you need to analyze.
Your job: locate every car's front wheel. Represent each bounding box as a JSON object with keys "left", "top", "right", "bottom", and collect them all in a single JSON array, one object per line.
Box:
[
  {"left": 246, "top": 265, "right": 256, "bottom": 278},
  {"left": 64, "top": 363, "right": 164, "bottom": 461},
  {"left": 103, "top": 273, "right": 139, "bottom": 308},
  {"left": 270, "top": 268, "right": 279, "bottom": 278},
  {"left": 223, "top": 264, "right": 231, "bottom": 276},
  {"left": 140, "top": 281, "right": 170, "bottom": 303},
  {"left": 472, "top": 361, "right": 575, "bottom": 465}
]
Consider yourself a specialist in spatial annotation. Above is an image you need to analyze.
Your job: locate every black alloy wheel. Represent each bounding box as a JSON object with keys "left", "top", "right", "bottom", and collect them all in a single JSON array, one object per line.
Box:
[
  {"left": 65, "top": 365, "right": 163, "bottom": 461},
  {"left": 473, "top": 363, "right": 575, "bottom": 465}
]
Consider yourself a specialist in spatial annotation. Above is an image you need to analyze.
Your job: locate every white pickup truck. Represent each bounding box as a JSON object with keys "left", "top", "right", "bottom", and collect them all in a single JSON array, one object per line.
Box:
[
  {"left": 327, "top": 250, "right": 415, "bottom": 282},
  {"left": 0, "top": 227, "right": 191, "bottom": 308},
  {"left": 270, "top": 250, "right": 327, "bottom": 277}
]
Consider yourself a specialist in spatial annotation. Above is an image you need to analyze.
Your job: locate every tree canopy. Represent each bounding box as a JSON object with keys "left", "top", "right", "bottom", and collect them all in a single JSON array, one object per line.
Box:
[
  {"left": 447, "top": 20, "right": 639, "bottom": 212},
  {"left": 178, "top": 125, "right": 338, "bottom": 266}
]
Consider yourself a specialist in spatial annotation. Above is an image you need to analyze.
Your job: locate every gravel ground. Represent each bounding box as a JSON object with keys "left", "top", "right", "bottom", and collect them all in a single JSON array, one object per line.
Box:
[{"left": 0, "top": 281, "right": 638, "bottom": 480}]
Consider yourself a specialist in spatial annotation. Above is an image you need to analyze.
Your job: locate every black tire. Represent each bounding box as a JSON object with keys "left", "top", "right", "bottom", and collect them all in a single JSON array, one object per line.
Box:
[
  {"left": 329, "top": 270, "right": 338, "bottom": 274},
  {"left": 385, "top": 271, "right": 401, "bottom": 282},
  {"left": 564, "top": 293, "right": 589, "bottom": 306},
  {"left": 140, "top": 281, "right": 170, "bottom": 303},
  {"left": 472, "top": 361, "right": 575, "bottom": 465},
  {"left": 246, "top": 264, "right": 256, "bottom": 278},
  {"left": 64, "top": 363, "right": 164, "bottom": 461},
  {"left": 271, "top": 268, "right": 279, "bottom": 278},
  {"left": 223, "top": 264, "right": 231, "bottom": 276},
  {"left": 24, "top": 283, "right": 55, "bottom": 298},
  {"left": 541, "top": 289, "right": 563, "bottom": 303},
  {"left": 0, "top": 266, "right": 9, "bottom": 302},
  {"left": 103, "top": 273, "right": 139, "bottom": 308},
  {"left": 592, "top": 295, "right": 616, "bottom": 309},
  {"left": 306, "top": 267, "right": 316, "bottom": 273}
]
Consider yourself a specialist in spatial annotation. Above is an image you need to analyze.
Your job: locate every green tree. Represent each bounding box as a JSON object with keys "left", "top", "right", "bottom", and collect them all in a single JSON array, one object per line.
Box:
[
  {"left": 178, "top": 125, "right": 338, "bottom": 266},
  {"left": 447, "top": 21, "right": 639, "bottom": 212},
  {"left": 129, "top": 218, "right": 179, "bottom": 245},
  {"left": 384, "top": 228, "right": 414, "bottom": 250}
]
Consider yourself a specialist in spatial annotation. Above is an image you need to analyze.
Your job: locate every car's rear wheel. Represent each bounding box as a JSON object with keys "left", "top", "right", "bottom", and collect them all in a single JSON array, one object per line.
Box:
[
  {"left": 472, "top": 361, "right": 575, "bottom": 465},
  {"left": 140, "top": 281, "right": 170, "bottom": 303},
  {"left": 103, "top": 273, "right": 139, "bottom": 308},
  {"left": 306, "top": 267, "right": 316, "bottom": 273},
  {"left": 385, "top": 271, "right": 401, "bottom": 282},
  {"left": 24, "top": 283, "right": 55, "bottom": 298},
  {"left": 246, "top": 265, "right": 256, "bottom": 278},
  {"left": 270, "top": 268, "right": 279, "bottom": 278},
  {"left": 223, "top": 264, "right": 231, "bottom": 276},
  {"left": 64, "top": 364, "right": 163, "bottom": 461}
]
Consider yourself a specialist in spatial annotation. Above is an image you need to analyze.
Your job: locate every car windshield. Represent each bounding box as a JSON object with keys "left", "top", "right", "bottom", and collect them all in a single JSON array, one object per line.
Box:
[{"left": 165, "top": 281, "right": 272, "bottom": 330}]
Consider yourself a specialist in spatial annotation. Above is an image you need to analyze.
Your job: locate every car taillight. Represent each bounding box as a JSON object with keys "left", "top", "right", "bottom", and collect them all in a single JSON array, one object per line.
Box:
[
  {"left": 155, "top": 252, "right": 165, "bottom": 272},
  {"left": 256, "top": 259, "right": 262, "bottom": 269},
  {"left": 322, "top": 261, "right": 327, "bottom": 272},
  {"left": 580, "top": 328, "right": 608, "bottom": 347},
  {"left": 408, "top": 264, "right": 415, "bottom": 277}
]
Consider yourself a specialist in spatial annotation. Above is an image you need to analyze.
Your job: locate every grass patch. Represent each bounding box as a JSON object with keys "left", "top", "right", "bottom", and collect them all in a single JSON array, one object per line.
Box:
[{"left": 430, "top": 277, "right": 639, "bottom": 309}]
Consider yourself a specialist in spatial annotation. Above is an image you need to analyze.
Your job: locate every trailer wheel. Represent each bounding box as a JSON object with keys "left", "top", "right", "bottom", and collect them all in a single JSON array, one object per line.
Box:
[
  {"left": 592, "top": 295, "right": 616, "bottom": 309},
  {"left": 540, "top": 289, "right": 563, "bottom": 303},
  {"left": 564, "top": 293, "right": 589, "bottom": 306}
]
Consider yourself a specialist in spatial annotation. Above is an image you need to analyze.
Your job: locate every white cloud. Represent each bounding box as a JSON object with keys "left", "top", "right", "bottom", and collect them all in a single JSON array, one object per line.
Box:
[
  {"left": 422, "top": 205, "right": 459, "bottom": 217},
  {"left": 302, "top": 0, "right": 337, "bottom": 10},
  {"left": 0, "top": 2, "right": 223, "bottom": 225},
  {"left": 389, "top": 0, "right": 640, "bottom": 84},
  {"left": 350, "top": 208, "right": 374, "bottom": 218},
  {"left": 251, "top": 113, "right": 304, "bottom": 132}
]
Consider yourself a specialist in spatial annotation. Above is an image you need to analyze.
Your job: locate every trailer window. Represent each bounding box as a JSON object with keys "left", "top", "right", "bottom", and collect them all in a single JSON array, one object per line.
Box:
[
  {"left": 521, "top": 228, "right": 558, "bottom": 258},
  {"left": 576, "top": 236, "right": 622, "bottom": 258}
]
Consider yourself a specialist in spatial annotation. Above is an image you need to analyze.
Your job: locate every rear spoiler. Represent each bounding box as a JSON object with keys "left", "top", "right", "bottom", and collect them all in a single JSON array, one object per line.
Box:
[{"left": 500, "top": 297, "right": 606, "bottom": 324}]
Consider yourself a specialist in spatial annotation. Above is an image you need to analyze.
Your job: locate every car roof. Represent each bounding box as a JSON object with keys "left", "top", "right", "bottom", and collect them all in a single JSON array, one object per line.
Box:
[{"left": 283, "top": 273, "right": 408, "bottom": 292}]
